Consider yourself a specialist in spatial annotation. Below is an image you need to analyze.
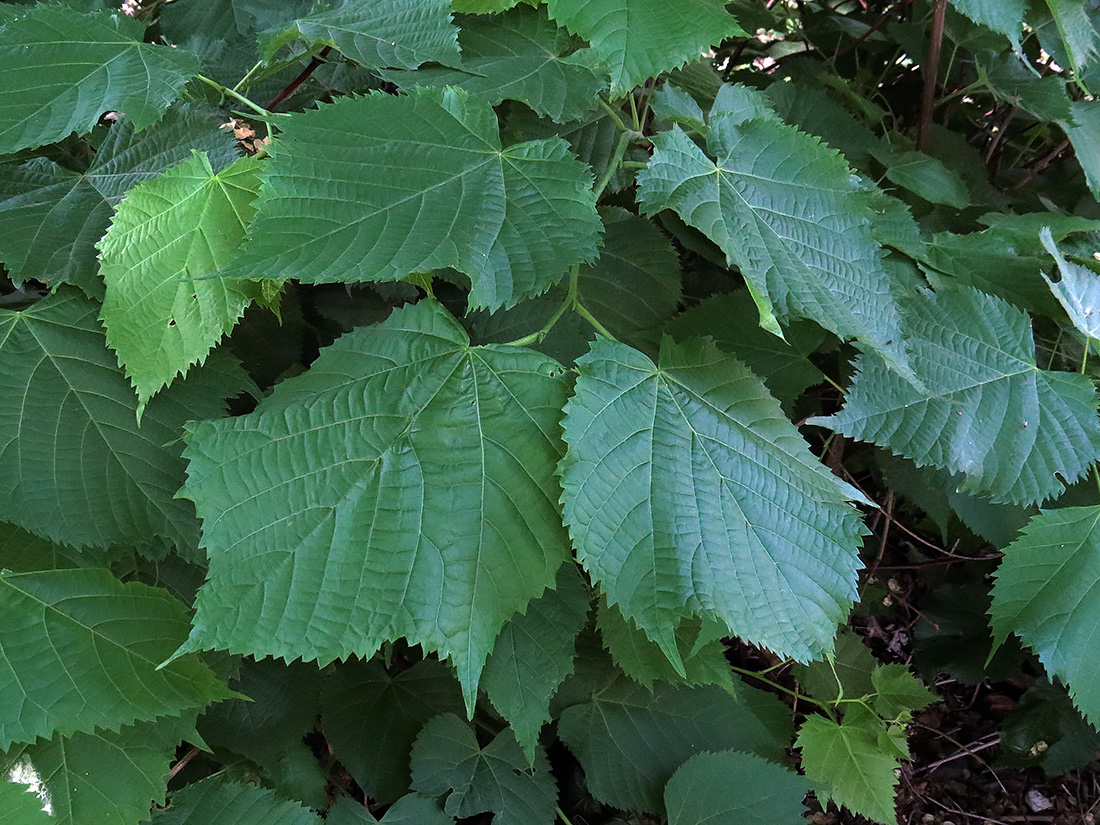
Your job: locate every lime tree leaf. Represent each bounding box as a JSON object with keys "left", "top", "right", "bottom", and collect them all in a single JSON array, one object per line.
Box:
[
  {"left": 1040, "top": 227, "right": 1100, "bottom": 340},
  {"left": 796, "top": 714, "right": 898, "bottom": 824},
  {"left": 2, "top": 714, "right": 197, "bottom": 825},
  {"left": 0, "top": 771, "right": 52, "bottom": 824},
  {"left": 990, "top": 506, "right": 1100, "bottom": 723},
  {"left": 1062, "top": 100, "right": 1100, "bottom": 199},
  {"left": 322, "top": 658, "right": 464, "bottom": 803},
  {"left": 99, "top": 153, "right": 264, "bottom": 413},
  {"left": 178, "top": 300, "right": 572, "bottom": 707},
  {"left": 664, "top": 750, "right": 812, "bottom": 825},
  {"left": 556, "top": 674, "right": 792, "bottom": 813},
  {"left": 0, "top": 567, "right": 231, "bottom": 750},
  {"left": 637, "top": 113, "right": 911, "bottom": 376},
  {"left": 873, "top": 146, "right": 970, "bottom": 208},
  {"left": 559, "top": 337, "right": 867, "bottom": 667},
  {"left": 0, "top": 5, "right": 199, "bottom": 154},
  {"left": 150, "top": 777, "right": 316, "bottom": 825},
  {"left": 410, "top": 715, "right": 556, "bottom": 825},
  {"left": 481, "top": 563, "right": 590, "bottom": 762},
  {"left": 871, "top": 664, "right": 936, "bottom": 719},
  {"left": 546, "top": 0, "right": 745, "bottom": 96},
  {"left": 382, "top": 6, "right": 606, "bottom": 122},
  {"left": 1043, "top": 0, "right": 1099, "bottom": 73},
  {"left": 223, "top": 88, "right": 600, "bottom": 311},
  {"left": 327, "top": 794, "right": 452, "bottom": 825},
  {"left": 813, "top": 287, "right": 1100, "bottom": 505},
  {"left": 0, "top": 106, "right": 237, "bottom": 298},
  {"left": 0, "top": 289, "right": 248, "bottom": 550},
  {"left": 949, "top": 0, "right": 1026, "bottom": 49},
  {"left": 260, "top": 0, "right": 459, "bottom": 69}
]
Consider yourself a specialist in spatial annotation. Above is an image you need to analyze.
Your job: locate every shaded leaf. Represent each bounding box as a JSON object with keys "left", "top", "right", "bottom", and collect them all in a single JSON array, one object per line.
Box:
[
  {"left": 559, "top": 337, "right": 866, "bottom": 667},
  {"left": 149, "top": 777, "right": 316, "bottom": 825},
  {"left": 1040, "top": 226, "right": 1100, "bottom": 340},
  {"left": 949, "top": 0, "right": 1027, "bottom": 49},
  {"left": 664, "top": 750, "right": 812, "bottom": 825},
  {"left": 871, "top": 665, "right": 936, "bottom": 719},
  {"left": 0, "top": 5, "right": 199, "bottom": 154},
  {"left": 814, "top": 287, "right": 1100, "bottom": 505},
  {"left": 874, "top": 146, "right": 970, "bottom": 208},
  {"left": 1042, "top": 0, "right": 1099, "bottom": 73},
  {"left": 327, "top": 794, "right": 452, "bottom": 825}
]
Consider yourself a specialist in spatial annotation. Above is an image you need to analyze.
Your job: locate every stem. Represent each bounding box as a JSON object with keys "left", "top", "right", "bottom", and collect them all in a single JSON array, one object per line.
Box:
[
  {"left": 1093, "top": 464, "right": 1100, "bottom": 498},
  {"left": 555, "top": 806, "right": 576, "bottom": 825},
  {"left": 1083, "top": 337, "right": 1091, "bottom": 374},
  {"left": 503, "top": 294, "right": 573, "bottom": 347},
  {"left": 267, "top": 45, "right": 333, "bottom": 110},
  {"left": 574, "top": 300, "right": 617, "bottom": 340},
  {"left": 917, "top": 0, "right": 947, "bottom": 152},
  {"left": 195, "top": 75, "right": 283, "bottom": 119},
  {"left": 628, "top": 93, "right": 642, "bottom": 132},
  {"left": 233, "top": 59, "right": 265, "bottom": 93},
  {"left": 728, "top": 665, "right": 832, "bottom": 716},
  {"left": 593, "top": 131, "right": 632, "bottom": 199},
  {"left": 596, "top": 97, "right": 630, "bottom": 131}
]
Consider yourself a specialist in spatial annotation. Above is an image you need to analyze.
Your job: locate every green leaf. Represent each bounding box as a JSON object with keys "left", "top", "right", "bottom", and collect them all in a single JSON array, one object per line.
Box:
[
  {"left": 793, "top": 627, "right": 876, "bottom": 705},
  {"left": 382, "top": 6, "right": 607, "bottom": 122},
  {"left": 990, "top": 506, "right": 1100, "bottom": 723},
  {"left": 322, "top": 658, "right": 464, "bottom": 803},
  {"left": 0, "top": 771, "right": 52, "bottom": 824},
  {"left": 0, "top": 567, "right": 230, "bottom": 750},
  {"left": 0, "top": 289, "right": 247, "bottom": 550},
  {"left": 650, "top": 84, "right": 707, "bottom": 133},
  {"left": 0, "top": 5, "right": 199, "bottom": 154},
  {"left": 3, "top": 714, "right": 197, "bottom": 825},
  {"left": 224, "top": 88, "right": 601, "bottom": 311},
  {"left": 1040, "top": 227, "right": 1100, "bottom": 340},
  {"left": 546, "top": 0, "right": 745, "bottom": 96},
  {"left": 559, "top": 337, "right": 867, "bottom": 667},
  {"left": 556, "top": 675, "right": 792, "bottom": 813},
  {"left": 874, "top": 146, "right": 970, "bottom": 208},
  {"left": 179, "top": 300, "right": 572, "bottom": 707},
  {"left": 327, "top": 794, "right": 452, "bottom": 825},
  {"left": 664, "top": 750, "right": 812, "bottom": 825},
  {"left": 796, "top": 714, "right": 899, "bottom": 825},
  {"left": 0, "top": 106, "right": 237, "bottom": 298},
  {"left": 949, "top": 0, "right": 1026, "bottom": 49},
  {"left": 261, "top": 0, "right": 459, "bottom": 69},
  {"left": 637, "top": 113, "right": 911, "bottom": 376},
  {"left": 149, "top": 777, "right": 316, "bottom": 825},
  {"left": 481, "top": 564, "right": 591, "bottom": 761},
  {"left": 814, "top": 287, "right": 1100, "bottom": 505},
  {"left": 1042, "top": 0, "right": 1099, "bottom": 73},
  {"left": 99, "top": 153, "right": 263, "bottom": 413},
  {"left": 871, "top": 664, "right": 936, "bottom": 719},
  {"left": 410, "top": 715, "right": 556, "bottom": 825},
  {"left": 1062, "top": 100, "right": 1100, "bottom": 199}
]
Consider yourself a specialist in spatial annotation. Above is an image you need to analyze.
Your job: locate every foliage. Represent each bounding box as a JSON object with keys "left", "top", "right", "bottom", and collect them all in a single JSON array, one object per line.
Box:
[{"left": 2, "top": 1, "right": 1100, "bottom": 824}]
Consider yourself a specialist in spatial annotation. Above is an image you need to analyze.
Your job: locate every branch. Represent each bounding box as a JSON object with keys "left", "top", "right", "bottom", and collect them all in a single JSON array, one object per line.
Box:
[{"left": 916, "top": 0, "right": 947, "bottom": 151}]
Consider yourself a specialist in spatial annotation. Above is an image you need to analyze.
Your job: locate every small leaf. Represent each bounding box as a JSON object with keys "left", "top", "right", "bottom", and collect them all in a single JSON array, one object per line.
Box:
[
  {"left": 0, "top": 771, "right": 52, "bottom": 824},
  {"left": 150, "top": 777, "right": 316, "bottom": 825},
  {"left": 796, "top": 714, "right": 899, "bottom": 825},
  {"left": 0, "top": 568, "right": 231, "bottom": 750},
  {"left": 793, "top": 627, "right": 876, "bottom": 705},
  {"left": 100, "top": 153, "right": 264, "bottom": 411},
  {"left": 871, "top": 664, "right": 936, "bottom": 719},
  {"left": 0, "top": 5, "right": 199, "bottom": 154},
  {"left": 664, "top": 750, "right": 812, "bottom": 825},
  {"left": 410, "top": 715, "right": 556, "bottom": 825},
  {"left": 874, "top": 146, "right": 970, "bottom": 208},
  {"left": 327, "top": 794, "right": 452, "bottom": 825},
  {"left": 1040, "top": 226, "right": 1100, "bottom": 341},
  {"left": 814, "top": 287, "right": 1100, "bottom": 505},
  {"left": 949, "top": 0, "right": 1027, "bottom": 50},
  {"left": 990, "top": 506, "right": 1100, "bottom": 723}
]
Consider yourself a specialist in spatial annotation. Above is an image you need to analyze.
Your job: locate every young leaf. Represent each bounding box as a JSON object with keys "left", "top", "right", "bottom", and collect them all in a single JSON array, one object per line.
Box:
[
  {"left": 150, "top": 777, "right": 316, "bottom": 825},
  {"left": 990, "top": 506, "right": 1100, "bottom": 723},
  {"left": 0, "top": 5, "right": 199, "bottom": 154},
  {"left": 949, "top": 0, "right": 1027, "bottom": 50},
  {"left": 0, "top": 568, "right": 231, "bottom": 750},
  {"left": 0, "top": 105, "right": 237, "bottom": 298},
  {"left": 545, "top": 0, "right": 746, "bottom": 96},
  {"left": 410, "top": 714, "right": 556, "bottom": 825},
  {"left": 813, "top": 287, "right": 1100, "bottom": 505},
  {"left": 0, "top": 289, "right": 247, "bottom": 550},
  {"left": 664, "top": 750, "right": 812, "bottom": 825},
  {"left": 871, "top": 665, "right": 936, "bottom": 719},
  {"left": 559, "top": 337, "right": 867, "bottom": 667},
  {"left": 179, "top": 300, "right": 572, "bottom": 707},
  {"left": 1040, "top": 227, "right": 1100, "bottom": 340},
  {"left": 637, "top": 111, "right": 911, "bottom": 375},
  {"left": 260, "top": 0, "right": 459, "bottom": 69},
  {"left": 382, "top": 6, "right": 607, "bottom": 122},
  {"left": 322, "top": 658, "right": 464, "bottom": 803},
  {"left": 99, "top": 153, "right": 264, "bottom": 413},
  {"left": 556, "top": 674, "right": 792, "bottom": 813},
  {"left": 481, "top": 564, "right": 591, "bottom": 762},
  {"left": 796, "top": 714, "right": 899, "bottom": 825}
]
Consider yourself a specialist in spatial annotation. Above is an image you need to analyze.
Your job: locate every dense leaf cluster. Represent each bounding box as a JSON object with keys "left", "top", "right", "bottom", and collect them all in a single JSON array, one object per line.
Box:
[{"left": 2, "top": 1, "right": 1100, "bottom": 823}]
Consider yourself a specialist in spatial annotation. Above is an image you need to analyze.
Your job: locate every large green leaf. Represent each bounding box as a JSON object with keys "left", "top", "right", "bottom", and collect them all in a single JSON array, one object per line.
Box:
[
  {"left": 990, "top": 506, "right": 1100, "bottom": 723},
  {"left": 0, "top": 106, "right": 236, "bottom": 298},
  {"left": 556, "top": 673, "right": 792, "bottom": 813},
  {"left": 664, "top": 750, "right": 812, "bottom": 825},
  {"left": 559, "top": 337, "right": 867, "bottom": 667},
  {"left": 261, "top": 0, "right": 459, "bottom": 69},
  {"left": 2, "top": 714, "right": 197, "bottom": 825},
  {"left": 149, "top": 777, "right": 316, "bottom": 825},
  {"left": 0, "top": 5, "right": 199, "bottom": 155},
  {"left": 410, "top": 715, "right": 556, "bottom": 825},
  {"left": 382, "top": 6, "right": 606, "bottom": 122},
  {"left": 178, "top": 300, "right": 572, "bottom": 707},
  {"left": 546, "top": 0, "right": 745, "bottom": 96},
  {"left": 949, "top": 0, "right": 1026, "bottom": 49},
  {"left": 637, "top": 98, "right": 911, "bottom": 375},
  {"left": 481, "top": 564, "right": 590, "bottom": 761},
  {"left": 1042, "top": 0, "right": 1099, "bottom": 73},
  {"left": 0, "top": 289, "right": 248, "bottom": 550},
  {"left": 327, "top": 794, "right": 452, "bottom": 825},
  {"left": 99, "top": 153, "right": 264, "bottom": 413},
  {"left": 0, "top": 567, "right": 230, "bottom": 750},
  {"left": 322, "top": 658, "right": 464, "bottom": 803},
  {"left": 223, "top": 88, "right": 601, "bottom": 311},
  {"left": 814, "top": 287, "right": 1100, "bottom": 505}
]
